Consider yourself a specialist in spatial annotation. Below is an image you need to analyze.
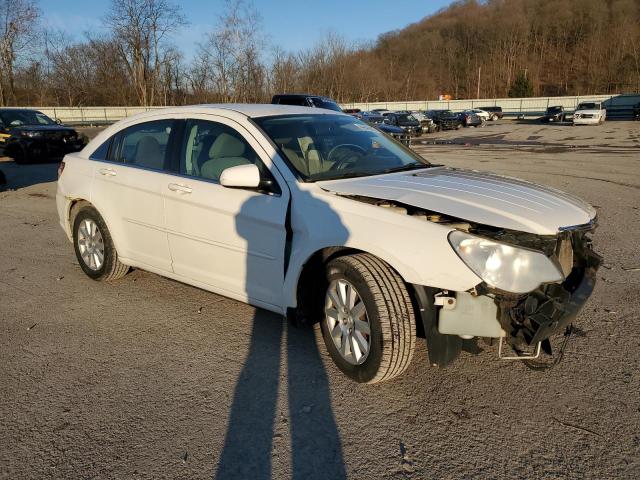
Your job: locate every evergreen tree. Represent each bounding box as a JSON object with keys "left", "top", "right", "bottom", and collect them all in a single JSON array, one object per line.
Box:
[{"left": 508, "top": 72, "right": 534, "bottom": 98}]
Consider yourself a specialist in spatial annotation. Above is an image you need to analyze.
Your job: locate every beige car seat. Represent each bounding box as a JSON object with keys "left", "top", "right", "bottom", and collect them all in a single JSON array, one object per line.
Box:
[{"left": 200, "top": 133, "right": 251, "bottom": 180}]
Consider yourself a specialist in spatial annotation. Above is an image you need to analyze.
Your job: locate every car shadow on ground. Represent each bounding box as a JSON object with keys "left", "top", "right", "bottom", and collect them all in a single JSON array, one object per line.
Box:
[{"left": 0, "top": 158, "right": 60, "bottom": 190}]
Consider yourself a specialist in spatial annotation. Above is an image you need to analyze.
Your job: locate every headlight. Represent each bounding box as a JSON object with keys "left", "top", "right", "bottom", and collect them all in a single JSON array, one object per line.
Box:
[
  {"left": 21, "top": 131, "right": 43, "bottom": 138},
  {"left": 448, "top": 230, "right": 563, "bottom": 293}
]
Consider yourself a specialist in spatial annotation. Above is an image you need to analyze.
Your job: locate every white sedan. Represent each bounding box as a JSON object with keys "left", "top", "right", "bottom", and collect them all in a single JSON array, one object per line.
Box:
[
  {"left": 56, "top": 105, "right": 602, "bottom": 383},
  {"left": 469, "top": 108, "right": 491, "bottom": 121},
  {"left": 573, "top": 101, "right": 607, "bottom": 125}
]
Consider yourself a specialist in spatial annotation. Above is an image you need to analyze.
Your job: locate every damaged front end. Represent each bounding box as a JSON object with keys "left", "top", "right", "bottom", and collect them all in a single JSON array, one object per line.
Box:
[
  {"left": 493, "top": 226, "right": 602, "bottom": 355},
  {"left": 413, "top": 216, "right": 602, "bottom": 368}
]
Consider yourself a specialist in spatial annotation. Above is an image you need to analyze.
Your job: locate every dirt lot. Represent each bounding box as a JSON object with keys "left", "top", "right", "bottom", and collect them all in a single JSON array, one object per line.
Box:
[{"left": 1, "top": 120, "right": 639, "bottom": 479}]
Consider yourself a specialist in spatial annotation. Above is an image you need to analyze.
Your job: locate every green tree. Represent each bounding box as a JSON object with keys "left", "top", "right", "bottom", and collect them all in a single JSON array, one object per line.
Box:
[{"left": 508, "top": 71, "right": 534, "bottom": 98}]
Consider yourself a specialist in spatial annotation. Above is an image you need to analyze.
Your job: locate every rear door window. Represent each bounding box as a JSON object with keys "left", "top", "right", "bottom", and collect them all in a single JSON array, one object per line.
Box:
[{"left": 89, "top": 138, "right": 112, "bottom": 161}]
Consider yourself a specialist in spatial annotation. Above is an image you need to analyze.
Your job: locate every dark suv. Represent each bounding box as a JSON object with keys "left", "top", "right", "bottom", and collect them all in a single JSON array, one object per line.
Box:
[
  {"left": 478, "top": 106, "right": 504, "bottom": 121},
  {"left": 383, "top": 112, "right": 423, "bottom": 136},
  {"left": 271, "top": 94, "right": 343, "bottom": 112},
  {"left": 541, "top": 106, "right": 565, "bottom": 123},
  {"left": 425, "top": 110, "right": 462, "bottom": 130},
  {"left": 0, "top": 109, "right": 85, "bottom": 164}
]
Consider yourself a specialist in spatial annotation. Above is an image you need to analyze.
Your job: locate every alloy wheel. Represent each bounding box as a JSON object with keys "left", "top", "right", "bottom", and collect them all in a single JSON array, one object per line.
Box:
[
  {"left": 77, "top": 219, "right": 105, "bottom": 271},
  {"left": 325, "top": 279, "right": 372, "bottom": 365}
]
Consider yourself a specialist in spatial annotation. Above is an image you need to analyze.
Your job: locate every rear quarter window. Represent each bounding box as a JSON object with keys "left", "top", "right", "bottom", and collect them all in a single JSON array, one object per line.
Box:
[{"left": 89, "top": 138, "right": 112, "bottom": 161}]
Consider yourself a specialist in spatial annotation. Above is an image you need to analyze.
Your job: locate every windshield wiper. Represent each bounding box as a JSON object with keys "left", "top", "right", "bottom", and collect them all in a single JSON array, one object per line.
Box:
[{"left": 379, "top": 162, "right": 435, "bottom": 174}]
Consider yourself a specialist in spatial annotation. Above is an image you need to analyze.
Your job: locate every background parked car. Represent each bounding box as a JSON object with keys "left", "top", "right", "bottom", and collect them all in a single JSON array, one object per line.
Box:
[
  {"left": 0, "top": 108, "right": 86, "bottom": 164},
  {"left": 370, "top": 108, "right": 392, "bottom": 115},
  {"left": 343, "top": 108, "right": 362, "bottom": 118},
  {"left": 271, "top": 94, "right": 343, "bottom": 112},
  {"left": 634, "top": 102, "right": 640, "bottom": 121},
  {"left": 459, "top": 111, "right": 484, "bottom": 127},
  {"left": 425, "top": 110, "right": 462, "bottom": 130},
  {"left": 411, "top": 111, "right": 438, "bottom": 133},
  {"left": 469, "top": 108, "right": 490, "bottom": 121},
  {"left": 478, "top": 106, "right": 504, "bottom": 121},
  {"left": 360, "top": 112, "right": 411, "bottom": 146},
  {"left": 573, "top": 101, "right": 606, "bottom": 125},
  {"left": 541, "top": 106, "right": 565, "bottom": 122},
  {"left": 382, "top": 112, "right": 423, "bottom": 136}
]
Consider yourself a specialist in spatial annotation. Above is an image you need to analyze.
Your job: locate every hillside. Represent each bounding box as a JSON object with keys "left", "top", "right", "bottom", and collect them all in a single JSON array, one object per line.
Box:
[{"left": 302, "top": 0, "right": 640, "bottom": 102}]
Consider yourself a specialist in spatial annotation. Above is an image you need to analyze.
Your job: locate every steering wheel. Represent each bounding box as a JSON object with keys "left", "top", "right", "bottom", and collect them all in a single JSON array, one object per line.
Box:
[{"left": 327, "top": 144, "right": 367, "bottom": 170}]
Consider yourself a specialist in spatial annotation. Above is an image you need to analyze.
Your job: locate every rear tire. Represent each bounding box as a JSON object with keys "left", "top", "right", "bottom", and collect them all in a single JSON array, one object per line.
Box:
[
  {"left": 73, "top": 206, "right": 129, "bottom": 281},
  {"left": 320, "top": 254, "right": 416, "bottom": 384}
]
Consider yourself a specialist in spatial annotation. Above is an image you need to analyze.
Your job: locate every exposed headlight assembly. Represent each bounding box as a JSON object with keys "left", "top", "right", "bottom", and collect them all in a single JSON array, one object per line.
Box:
[{"left": 448, "top": 230, "right": 563, "bottom": 294}]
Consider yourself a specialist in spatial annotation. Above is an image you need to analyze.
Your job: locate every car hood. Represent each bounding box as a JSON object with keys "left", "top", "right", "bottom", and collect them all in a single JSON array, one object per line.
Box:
[
  {"left": 377, "top": 124, "right": 405, "bottom": 134},
  {"left": 319, "top": 167, "right": 596, "bottom": 235}
]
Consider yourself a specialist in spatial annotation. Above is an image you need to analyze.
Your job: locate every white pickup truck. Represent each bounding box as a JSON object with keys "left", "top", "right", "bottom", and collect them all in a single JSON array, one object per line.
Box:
[{"left": 573, "top": 101, "right": 606, "bottom": 125}]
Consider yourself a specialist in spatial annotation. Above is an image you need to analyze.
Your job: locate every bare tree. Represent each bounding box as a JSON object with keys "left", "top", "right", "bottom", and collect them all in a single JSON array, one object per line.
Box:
[
  {"left": 105, "top": 0, "right": 186, "bottom": 106},
  {"left": 193, "top": 0, "right": 267, "bottom": 103},
  {"left": 0, "top": 0, "right": 39, "bottom": 105}
]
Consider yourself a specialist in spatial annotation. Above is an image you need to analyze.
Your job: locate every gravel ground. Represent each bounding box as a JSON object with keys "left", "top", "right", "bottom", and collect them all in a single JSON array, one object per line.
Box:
[{"left": 1, "top": 120, "right": 639, "bottom": 479}]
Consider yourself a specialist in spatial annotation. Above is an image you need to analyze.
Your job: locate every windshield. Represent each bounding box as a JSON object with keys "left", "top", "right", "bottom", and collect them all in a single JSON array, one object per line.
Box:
[
  {"left": 577, "top": 103, "right": 599, "bottom": 110},
  {"left": 547, "top": 106, "right": 562, "bottom": 112},
  {"left": 0, "top": 110, "right": 55, "bottom": 127},
  {"left": 255, "top": 114, "right": 431, "bottom": 182},
  {"left": 397, "top": 114, "right": 417, "bottom": 122}
]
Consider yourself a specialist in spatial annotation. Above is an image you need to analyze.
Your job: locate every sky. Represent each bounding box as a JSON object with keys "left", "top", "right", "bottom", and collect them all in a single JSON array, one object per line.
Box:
[{"left": 39, "top": 0, "right": 453, "bottom": 60}]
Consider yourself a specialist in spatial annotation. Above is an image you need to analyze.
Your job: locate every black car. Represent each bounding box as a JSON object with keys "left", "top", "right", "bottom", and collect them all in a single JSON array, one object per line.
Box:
[
  {"left": 478, "top": 106, "right": 504, "bottom": 121},
  {"left": 0, "top": 109, "right": 85, "bottom": 164},
  {"left": 382, "top": 112, "right": 423, "bottom": 136},
  {"left": 425, "top": 110, "right": 462, "bottom": 130},
  {"left": 360, "top": 111, "right": 411, "bottom": 146},
  {"left": 541, "top": 106, "right": 565, "bottom": 123},
  {"left": 459, "top": 111, "right": 484, "bottom": 127},
  {"left": 271, "top": 94, "right": 343, "bottom": 112}
]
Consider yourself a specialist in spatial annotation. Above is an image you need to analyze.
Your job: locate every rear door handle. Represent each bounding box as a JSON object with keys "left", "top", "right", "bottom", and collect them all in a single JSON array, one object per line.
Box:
[
  {"left": 168, "top": 183, "right": 192, "bottom": 194},
  {"left": 99, "top": 168, "right": 116, "bottom": 177}
]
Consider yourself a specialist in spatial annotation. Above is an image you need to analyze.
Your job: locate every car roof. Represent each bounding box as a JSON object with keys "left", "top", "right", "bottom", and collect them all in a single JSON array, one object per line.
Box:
[
  {"left": 0, "top": 108, "right": 43, "bottom": 113},
  {"left": 126, "top": 104, "right": 344, "bottom": 121}
]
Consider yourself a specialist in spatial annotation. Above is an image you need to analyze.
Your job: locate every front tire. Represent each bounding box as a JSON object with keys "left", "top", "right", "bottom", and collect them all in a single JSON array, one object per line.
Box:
[
  {"left": 320, "top": 254, "right": 416, "bottom": 384},
  {"left": 73, "top": 206, "right": 129, "bottom": 281},
  {"left": 491, "top": 114, "right": 498, "bottom": 121}
]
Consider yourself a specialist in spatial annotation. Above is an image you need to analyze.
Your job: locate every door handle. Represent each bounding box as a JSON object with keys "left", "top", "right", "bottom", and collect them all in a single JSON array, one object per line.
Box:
[
  {"left": 99, "top": 168, "right": 116, "bottom": 177},
  {"left": 168, "top": 183, "right": 192, "bottom": 194}
]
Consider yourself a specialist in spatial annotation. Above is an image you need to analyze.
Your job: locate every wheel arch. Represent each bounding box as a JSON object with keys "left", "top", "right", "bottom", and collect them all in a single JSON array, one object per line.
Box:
[
  {"left": 289, "top": 246, "right": 421, "bottom": 329},
  {"left": 65, "top": 198, "right": 125, "bottom": 258}
]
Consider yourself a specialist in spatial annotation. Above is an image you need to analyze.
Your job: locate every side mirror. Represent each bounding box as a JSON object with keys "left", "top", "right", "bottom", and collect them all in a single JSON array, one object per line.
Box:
[
  {"left": 55, "top": 118, "right": 63, "bottom": 125},
  {"left": 220, "top": 163, "right": 260, "bottom": 189}
]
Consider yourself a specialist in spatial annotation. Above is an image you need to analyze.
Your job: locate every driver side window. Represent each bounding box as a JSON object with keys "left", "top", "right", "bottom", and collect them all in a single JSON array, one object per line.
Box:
[{"left": 180, "top": 119, "right": 279, "bottom": 193}]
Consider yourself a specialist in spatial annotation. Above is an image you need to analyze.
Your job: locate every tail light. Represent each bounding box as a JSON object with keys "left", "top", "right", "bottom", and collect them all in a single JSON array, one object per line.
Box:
[{"left": 57, "top": 161, "right": 65, "bottom": 179}]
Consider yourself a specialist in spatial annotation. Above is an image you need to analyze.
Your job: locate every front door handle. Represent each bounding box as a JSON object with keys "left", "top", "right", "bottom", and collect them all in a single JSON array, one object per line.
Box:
[
  {"left": 99, "top": 168, "right": 116, "bottom": 177},
  {"left": 168, "top": 183, "right": 192, "bottom": 194}
]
